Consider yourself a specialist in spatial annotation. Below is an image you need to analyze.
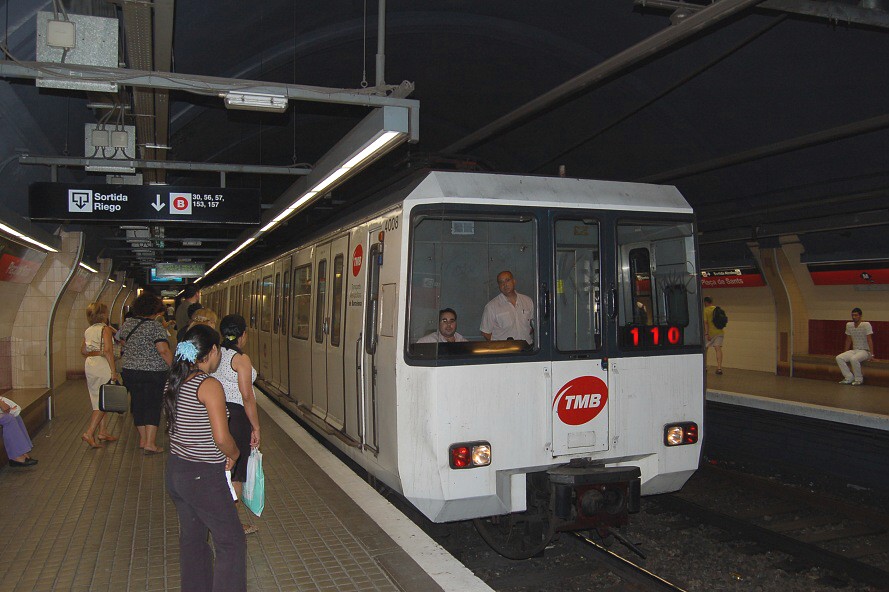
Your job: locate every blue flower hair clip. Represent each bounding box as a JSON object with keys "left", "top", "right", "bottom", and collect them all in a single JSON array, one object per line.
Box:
[{"left": 175, "top": 341, "right": 198, "bottom": 363}]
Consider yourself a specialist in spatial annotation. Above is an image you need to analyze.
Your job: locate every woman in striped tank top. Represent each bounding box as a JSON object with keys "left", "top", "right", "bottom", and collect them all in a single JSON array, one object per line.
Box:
[{"left": 163, "top": 324, "right": 246, "bottom": 592}]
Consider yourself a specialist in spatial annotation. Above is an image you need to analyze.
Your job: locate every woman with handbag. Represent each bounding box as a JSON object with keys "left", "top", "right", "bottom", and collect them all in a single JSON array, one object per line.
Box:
[
  {"left": 0, "top": 397, "right": 37, "bottom": 467},
  {"left": 163, "top": 324, "right": 245, "bottom": 592},
  {"left": 118, "top": 294, "right": 173, "bottom": 454},
  {"left": 211, "top": 314, "right": 260, "bottom": 534},
  {"left": 81, "top": 302, "right": 120, "bottom": 448}
]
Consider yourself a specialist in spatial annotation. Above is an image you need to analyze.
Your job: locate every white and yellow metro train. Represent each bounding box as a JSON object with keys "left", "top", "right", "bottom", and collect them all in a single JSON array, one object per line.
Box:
[{"left": 202, "top": 170, "right": 704, "bottom": 558}]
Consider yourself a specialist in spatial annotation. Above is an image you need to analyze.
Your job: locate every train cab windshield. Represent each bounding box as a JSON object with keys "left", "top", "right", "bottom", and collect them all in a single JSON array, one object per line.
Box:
[
  {"left": 405, "top": 207, "right": 701, "bottom": 364},
  {"left": 408, "top": 210, "right": 538, "bottom": 361}
]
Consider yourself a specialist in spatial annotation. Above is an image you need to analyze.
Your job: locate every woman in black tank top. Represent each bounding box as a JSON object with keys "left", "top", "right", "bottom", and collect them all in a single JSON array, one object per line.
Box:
[{"left": 163, "top": 324, "right": 246, "bottom": 592}]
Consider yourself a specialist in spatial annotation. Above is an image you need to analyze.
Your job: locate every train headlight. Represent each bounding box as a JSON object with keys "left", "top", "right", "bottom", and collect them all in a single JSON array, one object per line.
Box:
[
  {"left": 664, "top": 422, "right": 698, "bottom": 446},
  {"left": 449, "top": 441, "right": 492, "bottom": 469}
]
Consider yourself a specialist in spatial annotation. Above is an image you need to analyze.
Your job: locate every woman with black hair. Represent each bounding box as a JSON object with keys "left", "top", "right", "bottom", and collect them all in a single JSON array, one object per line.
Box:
[
  {"left": 118, "top": 293, "right": 172, "bottom": 453},
  {"left": 211, "top": 314, "right": 260, "bottom": 534},
  {"left": 164, "top": 324, "right": 245, "bottom": 592}
]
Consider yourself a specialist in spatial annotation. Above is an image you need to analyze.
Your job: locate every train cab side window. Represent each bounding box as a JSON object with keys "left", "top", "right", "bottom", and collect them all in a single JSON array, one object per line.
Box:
[
  {"left": 554, "top": 219, "right": 601, "bottom": 352},
  {"left": 293, "top": 264, "right": 311, "bottom": 340},
  {"left": 407, "top": 211, "right": 537, "bottom": 360},
  {"left": 260, "top": 274, "right": 273, "bottom": 332},
  {"left": 364, "top": 243, "right": 381, "bottom": 355},
  {"left": 616, "top": 221, "right": 701, "bottom": 349}
]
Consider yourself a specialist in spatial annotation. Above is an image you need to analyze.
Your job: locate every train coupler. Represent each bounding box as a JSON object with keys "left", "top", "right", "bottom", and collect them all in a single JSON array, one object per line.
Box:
[{"left": 548, "top": 464, "right": 641, "bottom": 531}]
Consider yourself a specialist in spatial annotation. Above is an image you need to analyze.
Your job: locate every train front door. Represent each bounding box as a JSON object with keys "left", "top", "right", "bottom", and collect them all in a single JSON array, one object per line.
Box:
[
  {"left": 310, "top": 235, "right": 349, "bottom": 427},
  {"left": 550, "top": 216, "right": 610, "bottom": 457}
]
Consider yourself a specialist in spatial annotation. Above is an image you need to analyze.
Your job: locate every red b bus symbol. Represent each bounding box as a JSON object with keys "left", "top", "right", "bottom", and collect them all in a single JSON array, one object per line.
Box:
[{"left": 170, "top": 193, "right": 192, "bottom": 215}]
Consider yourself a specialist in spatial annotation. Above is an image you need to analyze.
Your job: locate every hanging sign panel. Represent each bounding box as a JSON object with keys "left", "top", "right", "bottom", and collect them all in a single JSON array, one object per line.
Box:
[
  {"left": 29, "top": 183, "right": 261, "bottom": 224},
  {"left": 701, "top": 267, "right": 766, "bottom": 288}
]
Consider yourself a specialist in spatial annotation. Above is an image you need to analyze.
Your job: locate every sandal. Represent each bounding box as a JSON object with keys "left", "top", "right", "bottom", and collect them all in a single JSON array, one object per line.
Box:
[
  {"left": 97, "top": 433, "right": 118, "bottom": 442},
  {"left": 81, "top": 434, "right": 103, "bottom": 449},
  {"left": 142, "top": 448, "right": 164, "bottom": 455},
  {"left": 243, "top": 523, "right": 259, "bottom": 535}
]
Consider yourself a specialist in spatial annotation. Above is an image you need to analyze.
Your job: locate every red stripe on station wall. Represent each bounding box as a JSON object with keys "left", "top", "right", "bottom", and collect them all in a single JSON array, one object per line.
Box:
[{"left": 810, "top": 269, "right": 889, "bottom": 285}]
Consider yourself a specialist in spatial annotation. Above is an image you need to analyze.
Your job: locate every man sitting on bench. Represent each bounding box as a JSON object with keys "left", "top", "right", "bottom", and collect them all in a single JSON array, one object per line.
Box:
[{"left": 836, "top": 307, "right": 875, "bottom": 386}]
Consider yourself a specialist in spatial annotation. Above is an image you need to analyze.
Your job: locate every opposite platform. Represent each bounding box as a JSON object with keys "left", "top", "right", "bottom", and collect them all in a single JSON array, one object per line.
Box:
[
  {"left": 0, "top": 378, "right": 492, "bottom": 592},
  {"left": 706, "top": 368, "right": 889, "bottom": 431}
]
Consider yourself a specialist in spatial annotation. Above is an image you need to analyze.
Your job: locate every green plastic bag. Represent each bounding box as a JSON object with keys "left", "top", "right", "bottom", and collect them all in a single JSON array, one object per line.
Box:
[{"left": 243, "top": 448, "right": 265, "bottom": 516}]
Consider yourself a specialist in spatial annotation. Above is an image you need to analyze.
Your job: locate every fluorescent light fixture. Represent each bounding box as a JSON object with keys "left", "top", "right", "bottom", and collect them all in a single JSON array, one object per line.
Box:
[
  {"left": 205, "top": 237, "right": 257, "bottom": 275},
  {"left": 79, "top": 262, "right": 98, "bottom": 273},
  {"left": 108, "top": 278, "right": 115, "bottom": 283},
  {"left": 342, "top": 131, "right": 401, "bottom": 169},
  {"left": 224, "top": 92, "right": 288, "bottom": 113},
  {"left": 204, "top": 106, "right": 411, "bottom": 277},
  {"left": 0, "top": 222, "right": 59, "bottom": 252}
]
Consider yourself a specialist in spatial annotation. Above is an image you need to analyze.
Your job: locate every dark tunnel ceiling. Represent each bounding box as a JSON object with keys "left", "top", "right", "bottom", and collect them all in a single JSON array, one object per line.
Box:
[{"left": 1, "top": 0, "right": 888, "bottom": 283}]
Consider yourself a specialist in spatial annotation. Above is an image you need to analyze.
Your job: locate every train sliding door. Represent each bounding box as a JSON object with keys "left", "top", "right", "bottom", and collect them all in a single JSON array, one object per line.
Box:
[
  {"left": 359, "top": 229, "right": 383, "bottom": 451},
  {"left": 288, "top": 251, "right": 313, "bottom": 406},
  {"left": 310, "top": 235, "right": 349, "bottom": 427},
  {"left": 276, "top": 257, "right": 291, "bottom": 394},
  {"left": 257, "top": 264, "right": 274, "bottom": 380},
  {"left": 549, "top": 216, "right": 610, "bottom": 456},
  {"left": 268, "top": 257, "right": 289, "bottom": 390}
]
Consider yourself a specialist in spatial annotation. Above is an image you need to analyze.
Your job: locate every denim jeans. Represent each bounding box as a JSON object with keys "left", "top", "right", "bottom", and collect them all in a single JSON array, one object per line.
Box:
[{"left": 166, "top": 454, "right": 246, "bottom": 592}]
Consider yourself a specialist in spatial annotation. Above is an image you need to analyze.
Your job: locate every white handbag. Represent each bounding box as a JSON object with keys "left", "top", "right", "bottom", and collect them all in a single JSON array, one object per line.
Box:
[{"left": 0, "top": 396, "right": 21, "bottom": 417}]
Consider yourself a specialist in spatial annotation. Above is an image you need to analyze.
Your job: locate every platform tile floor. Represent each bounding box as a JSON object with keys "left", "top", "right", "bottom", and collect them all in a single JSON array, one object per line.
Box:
[{"left": 0, "top": 379, "right": 426, "bottom": 592}]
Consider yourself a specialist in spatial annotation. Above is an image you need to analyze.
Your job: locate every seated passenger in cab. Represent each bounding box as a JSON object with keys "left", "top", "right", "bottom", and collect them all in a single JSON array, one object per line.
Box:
[
  {"left": 417, "top": 308, "right": 468, "bottom": 344},
  {"left": 480, "top": 270, "right": 534, "bottom": 344}
]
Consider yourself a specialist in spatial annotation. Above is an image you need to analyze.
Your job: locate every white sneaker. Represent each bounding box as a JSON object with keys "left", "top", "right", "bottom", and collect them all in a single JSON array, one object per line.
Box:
[
  {"left": 839, "top": 379, "right": 853, "bottom": 385},
  {"left": 851, "top": 380, "right": 863, "bottom": 386}
]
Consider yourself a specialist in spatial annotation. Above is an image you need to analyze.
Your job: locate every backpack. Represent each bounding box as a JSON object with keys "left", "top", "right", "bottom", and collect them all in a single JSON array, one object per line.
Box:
[{"left": 711, "top": 306, "right": 728, "bottom": 330}]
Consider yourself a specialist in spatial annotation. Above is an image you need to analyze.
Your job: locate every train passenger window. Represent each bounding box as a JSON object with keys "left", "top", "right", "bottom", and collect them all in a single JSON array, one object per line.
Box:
[
  {"left": 554, "top": 219, "right": 601, "bottom": 352},
  {"left": 330, "top": 255, "right": 344, "bottom": 347},
  {"left": 407, "top": 210, "right": 537, "bottom": 360},
  {"left": 250, "top": 280, "right": 256, "bottom": 328},
  {"left": 260, "top": 275, "right": 273, "bottom": 332},
  {"left": 314, "top": 260, "right": 328, "bottom": 343},
  {"left": 282, "top": 270, "right": 290, "bottom": 337},
  {"left": 616, "top": 221, "right": 700, "bottom": 349},
  {"left": 292, "top": 265, "right": 311, "bottom": 340},
  {"left": 273, "top": 272, "right": 281, "bottom": 334}
]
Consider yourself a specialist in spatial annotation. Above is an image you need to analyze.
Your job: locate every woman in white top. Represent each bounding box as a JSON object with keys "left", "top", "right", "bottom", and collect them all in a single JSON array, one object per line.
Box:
[
  {"left": 211, "top": 314, "right": 260, "bottom": 534},
  {"left": 81, "top": 302, "right": 120, "bottom": 448}
]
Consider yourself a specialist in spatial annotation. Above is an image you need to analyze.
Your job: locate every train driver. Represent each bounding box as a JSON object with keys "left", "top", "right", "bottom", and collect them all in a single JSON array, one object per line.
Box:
[
  {"left": 417, "top": 308, "right": 468, "bottom": 343},
  {"left": 480, "top": 270, "right": 534, "bottom": 344}
]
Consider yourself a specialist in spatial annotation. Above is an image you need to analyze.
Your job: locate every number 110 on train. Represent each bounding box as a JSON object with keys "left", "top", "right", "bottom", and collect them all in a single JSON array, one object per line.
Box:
[{"left": 623, "top": 325, "right": 684, "bottom": 348}]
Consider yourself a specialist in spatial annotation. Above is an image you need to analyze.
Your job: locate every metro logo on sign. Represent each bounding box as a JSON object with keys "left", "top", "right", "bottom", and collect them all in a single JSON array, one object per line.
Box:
[
  {"left": 553, "top": 376, "right": 608, "bottom": 426},
  {"left": 352, "top": 244, "right": 363, "bottom": 277},
  {"left": 169, "top": 192, "right": 192, "bottom": 214}
]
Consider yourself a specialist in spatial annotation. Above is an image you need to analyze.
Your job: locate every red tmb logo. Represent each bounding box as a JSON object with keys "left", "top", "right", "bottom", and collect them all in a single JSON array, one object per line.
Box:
[
  {"left": 553, "top": 376, "right": 608, "bottom": 426},
  {"left": 352, "top": 244, "right": 363, "bottom": 277}
]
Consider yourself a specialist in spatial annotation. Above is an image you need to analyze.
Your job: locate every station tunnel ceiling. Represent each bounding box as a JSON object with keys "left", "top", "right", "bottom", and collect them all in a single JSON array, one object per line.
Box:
[{"left": 1, "top": 0, "right": 888, "bottom": 283}]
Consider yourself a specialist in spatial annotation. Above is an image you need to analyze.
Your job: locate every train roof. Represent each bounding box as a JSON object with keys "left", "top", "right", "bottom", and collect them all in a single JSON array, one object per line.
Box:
[{"left": 405, "top": 171, "right": 693, "bottom": 214}]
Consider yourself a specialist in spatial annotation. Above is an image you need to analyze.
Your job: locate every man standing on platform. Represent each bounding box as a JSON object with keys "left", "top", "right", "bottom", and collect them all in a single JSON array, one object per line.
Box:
[
  {"left": 703, "top": 296, "right": 726, "bottom": 375},
  {"left": 175, "top": 285, "right": 200, "bottom": 332},
  {"left": 836, "top": 307, "right": 874, "bottom": 386}
]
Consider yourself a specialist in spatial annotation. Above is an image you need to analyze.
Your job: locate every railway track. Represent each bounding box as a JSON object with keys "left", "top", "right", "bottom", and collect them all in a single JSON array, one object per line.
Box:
[{"left": 656, "top": 463, "right": 889, "bottom": 590}]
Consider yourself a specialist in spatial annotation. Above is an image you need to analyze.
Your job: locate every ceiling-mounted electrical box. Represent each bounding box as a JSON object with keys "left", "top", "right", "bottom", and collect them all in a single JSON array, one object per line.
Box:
[{"left": 36, "top": 12, "right": 118, "bottom": 92}]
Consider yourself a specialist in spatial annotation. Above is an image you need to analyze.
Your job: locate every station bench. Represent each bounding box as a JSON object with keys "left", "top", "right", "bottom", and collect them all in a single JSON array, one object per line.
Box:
[
  {"left": 792, "top": 354, "right": 889, "bottom": 388},
  {"left": 792, "top": 319, "right": 889, "bottom": 388},
  {"left": 0, "top": 388, "right": 51, "bottom": 467}
]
